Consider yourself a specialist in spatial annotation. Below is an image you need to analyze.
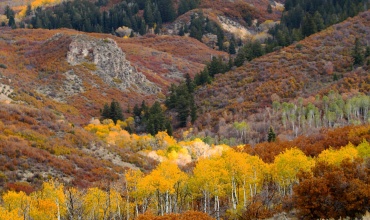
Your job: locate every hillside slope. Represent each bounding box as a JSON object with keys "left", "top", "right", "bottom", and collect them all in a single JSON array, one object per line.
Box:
[
  {"left": 0, "top": 28, "right": 226, "bottom": 124},
  {"left": 193, "top": 10, "right": 370, "bottom": 144}
]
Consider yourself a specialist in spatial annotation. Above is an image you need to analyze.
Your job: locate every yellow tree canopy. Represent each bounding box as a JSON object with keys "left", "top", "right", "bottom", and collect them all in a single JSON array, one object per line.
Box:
[
  {"left": 317, "top": 143, "right": 358, "bottom": 165},
  {"left": 271, "top": 148, "right": 314, "bottom": 187}
]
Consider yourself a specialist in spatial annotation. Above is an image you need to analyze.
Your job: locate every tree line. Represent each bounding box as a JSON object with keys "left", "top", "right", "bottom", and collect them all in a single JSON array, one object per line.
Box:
[
  {"left": 5, "top": 0, "right": 199, "bottom": 36},
  {"left": 1, "top": 141, "right": 370, "bottom": 219},
  {"left": 101, "top": 100, "right": 172, "bottom": 136},
  {"left": 265, "top": 0, "right": 369, "bottom": 52}
]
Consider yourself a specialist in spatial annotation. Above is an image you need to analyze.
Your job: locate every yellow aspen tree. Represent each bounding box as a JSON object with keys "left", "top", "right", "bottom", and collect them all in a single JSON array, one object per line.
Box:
[
  {"left": 271, "top": 148, "right": 314, "bottom": 196},
  {"left": 2, "top": 191, "right": 30, "bottom": 219},
  {"left": 141, "top": 161, "right": 187, "bottom": 216},
  {"left": 191, "top": 156, "right": 229, "bottom": 220},
  {"left": 0, "top": 207, "right": 23, "bottom": 220},
  {"left": 64, "top": 187, "right": 84, "bottom": 220},
  {"left": 125, "top": 169, "right": 144, "bottom": 218},
  {"left": 83, "top": 187, "right": 108, "bottom": 220},
  {"left": 30, "top": 180, "right": 66, "bottom": 220},
  {"left": 318, "top": 143, "right": 358, "bottom": 165},
  {"left": 357, "top": 139, "right": 370, "bottom": 158},
  {"left": 242, "top": 155, "right": 268, "bottom": 203},
  {"left": 109, "top": 188, "right": 123, "bottom": 219}
]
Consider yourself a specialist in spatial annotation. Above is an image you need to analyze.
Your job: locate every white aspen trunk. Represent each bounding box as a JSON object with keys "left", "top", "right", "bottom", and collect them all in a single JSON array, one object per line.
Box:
[
  {"left": 135, "top": 203, "right": 138, "bottom": 218},
  {"left": 234, "top": 179, "right": 238, "bottom": 205},
  {"left": 243, "top": 179, "right": 247, "bottom": 208},
  {"left": 249, "top": 184, "right": 253, "bottom": 198},
  {"left": 117, "top": 196, "right": 121, "bottom": 220},
  {"left": 160, "top": 196, "right": 164, "bottom": 216},
  {"left": 207, "top": 192, "right": 211, "bottom": 215},
  {"left": 56, "top": 199, "right": 60, "bottom": 220},
  {"left": 169, "top": 193, "right": 172, "bottom": 214},
  {"left": 254, "top": 183, "right": 257, "bottom": 196},
  {"left": 215, "top": 195, "right": 220, "bottom": 220},
  {"left": 231, "top": 178, "right": 236, "bottom": 210},
  {"left": 165, "top": 191, "right": 169, "bottom": 214},
  {"left": 126, "top": 195, "right": 130, "bottom": 220},
  {"left": 204, "top": 191, "right": 207, "bottom": 213}
]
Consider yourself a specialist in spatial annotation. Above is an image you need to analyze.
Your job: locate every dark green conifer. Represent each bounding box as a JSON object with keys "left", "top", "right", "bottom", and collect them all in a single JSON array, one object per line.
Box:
[{"left": 268, "top": 126, "right": 276, "bottom": 142}]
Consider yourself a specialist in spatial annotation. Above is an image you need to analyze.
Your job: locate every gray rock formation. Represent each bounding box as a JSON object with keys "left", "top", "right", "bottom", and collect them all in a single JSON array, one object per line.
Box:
[
  {"left": 0, "top": 83, "right": 13, "bottom": 103},
  {"left": 36, "top": 70, "right": 84, "bottom": 103},
  {"left": 67, "top": 34, "right": 159, "bottom": 94}
]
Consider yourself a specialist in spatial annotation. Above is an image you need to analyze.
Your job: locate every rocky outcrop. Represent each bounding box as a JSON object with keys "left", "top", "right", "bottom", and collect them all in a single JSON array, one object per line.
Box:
[
  {"left": 67, "top": 34, "right": 159, "bottom": 94},
  {"left": 0, "top": 82, "right": 13, "bottom": 103},
  {"left": 36, "top": 70, "right": 84, "bottom": 103},
  {"left": 218, "top": 16, "right": 255, "bottom": 39}
]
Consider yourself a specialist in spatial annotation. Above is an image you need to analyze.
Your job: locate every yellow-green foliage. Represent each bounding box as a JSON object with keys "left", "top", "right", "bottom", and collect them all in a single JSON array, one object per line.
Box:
[
  {"left": 0, "top": 142, "right": 369, "bottom": 219},
  {"left": 356, "top": 139, "right": 370, "bottom": 159},
  {"left": 317, "top": 143, "right": 358, "bottom": 165}
]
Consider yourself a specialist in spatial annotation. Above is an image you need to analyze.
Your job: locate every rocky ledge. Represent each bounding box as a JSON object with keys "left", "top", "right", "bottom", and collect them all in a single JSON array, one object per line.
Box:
[{"left": 67, "top": 34, "right": 160, "bottom": 94}]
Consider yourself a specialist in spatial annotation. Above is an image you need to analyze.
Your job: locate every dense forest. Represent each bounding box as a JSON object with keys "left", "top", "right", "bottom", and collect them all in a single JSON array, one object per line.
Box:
[{"left": 265, "top": 0, "right": 369, "bottom": 51}]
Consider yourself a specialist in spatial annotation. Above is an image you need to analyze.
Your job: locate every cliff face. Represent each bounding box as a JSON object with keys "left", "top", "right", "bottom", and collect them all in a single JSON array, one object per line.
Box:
[{"left": 66, "top": 34, "right": 160, "bottom": 94}]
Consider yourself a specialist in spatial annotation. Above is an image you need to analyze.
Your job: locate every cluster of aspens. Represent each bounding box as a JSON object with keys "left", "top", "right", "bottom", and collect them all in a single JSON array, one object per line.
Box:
[{"left": 0, "top": 139, "right": 369, "bottom": 220}]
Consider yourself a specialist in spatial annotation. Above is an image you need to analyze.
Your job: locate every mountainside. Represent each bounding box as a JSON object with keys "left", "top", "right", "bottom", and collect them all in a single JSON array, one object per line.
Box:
[
  {"left": 1, "top": 1, "right": 370, "bottom": 220},
  {"left": 193, "top": 10, "right": 370, "bottom": 144},
  {"left": 0, "top": 28, "right": 226, "bottom": 124}
]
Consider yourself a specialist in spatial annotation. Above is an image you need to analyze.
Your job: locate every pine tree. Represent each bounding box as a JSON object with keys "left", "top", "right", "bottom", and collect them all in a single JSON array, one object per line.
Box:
[
  {"left": 190, "top": 97, "right": 197, "bottom": 124},
  {"left": 8, "top": 16, "right": 16, "bottom": 29},
  {"left": 267, "top": 4, "right": 273, "bottom": 14},
  {"left": 268, "top": 126, "right": 276, "bottom": 142},
  {"left": 157, "top": 0, "right": 176, "bottom": 22},
  {"left": 229, "top": 40, "right": 236, "bottom": 54},
  {"left": 302, "top": 14, "right": 317, "bottom": 37},
  {"left": 4, "top": 6, "right": 14, "bottom": 19},
  {"left": 352, "top": 38, "right": 364, "bottom": 66},
  {"left": 179, "top": 26, "right": 185, "bottom": 36},
  {"left": 365, "top": 46, "right": 370, "bottom": 58},
  {"left": 133, "top": 104, "right": 141, "bottom": 117},
  {"left": 101, "top": 103, "right": 110, "bottom": 120},
  {"left": 101, "top": 100, "right": 124, "bottom": 123},
  {"left": 144, "top": 0, "right": 154, "bottom": 28},
  {"left": 26, "top": 5, "right": 32, "bottom": 16}
]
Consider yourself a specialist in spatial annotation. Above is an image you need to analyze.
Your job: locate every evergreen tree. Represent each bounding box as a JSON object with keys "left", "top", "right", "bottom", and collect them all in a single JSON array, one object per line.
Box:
[
  {"left": 190, "top": 97, "right": 197, "bottom": 123},
  {"left": 313, "top": 11, "right": 325, "bottom": 32},
  {"left": 268, "top": 126, "right": 276, "bottom": 142},
  {"left": 8, "top": 15, "right": 16, "bottom": 28},
  {"left": 176, "top": 91, "right": 191, "bottom": 127},
  {"left": 352, "top": 38, "right": 364, "bottom": 66},
  {"left": 4, "top": 5, "right": 14, "bottom": 19},
  {"left": 139, "top": 19, "right": 146, "bottom": 35},
  {"left": 365, "top": 46, "right": 370, "bottom": 58},
  {"left": 26, "top": 5, "right": 32, "bottom": 16},
  {"left": 301, "top": 14, "right": 316, "bottom": 37},
  {"left": 179, "top": 26, "right": 185, "bottom": 36},
  {"left": 185, "top": 73, "right": 195, "bottom": 93},
  {"left": 178, "top": 0, "right": 190, "bottom": 16},
  {"left": 229, "top": 40, "right": 236, "bottom": 54},
  {"left": 267, "top": 4, "right": 273, "bottom": 14},
  {"left": 133, "top": 104, "right": 141, "bottom": 117},
  {"left": 109, "top": 100, "right": 124, "bottom": 124},
  {"left": 157, "top": 0, "right": 176, "bottom": 22},
  {"left": 101, "top": 103, "right": 110, "bottom": 120},
  {"left": 144, "top": 0, "right": 154, "bottom": 28},
  {"left": 194, "top": 68, "right": 211, "bottom": 85}
]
